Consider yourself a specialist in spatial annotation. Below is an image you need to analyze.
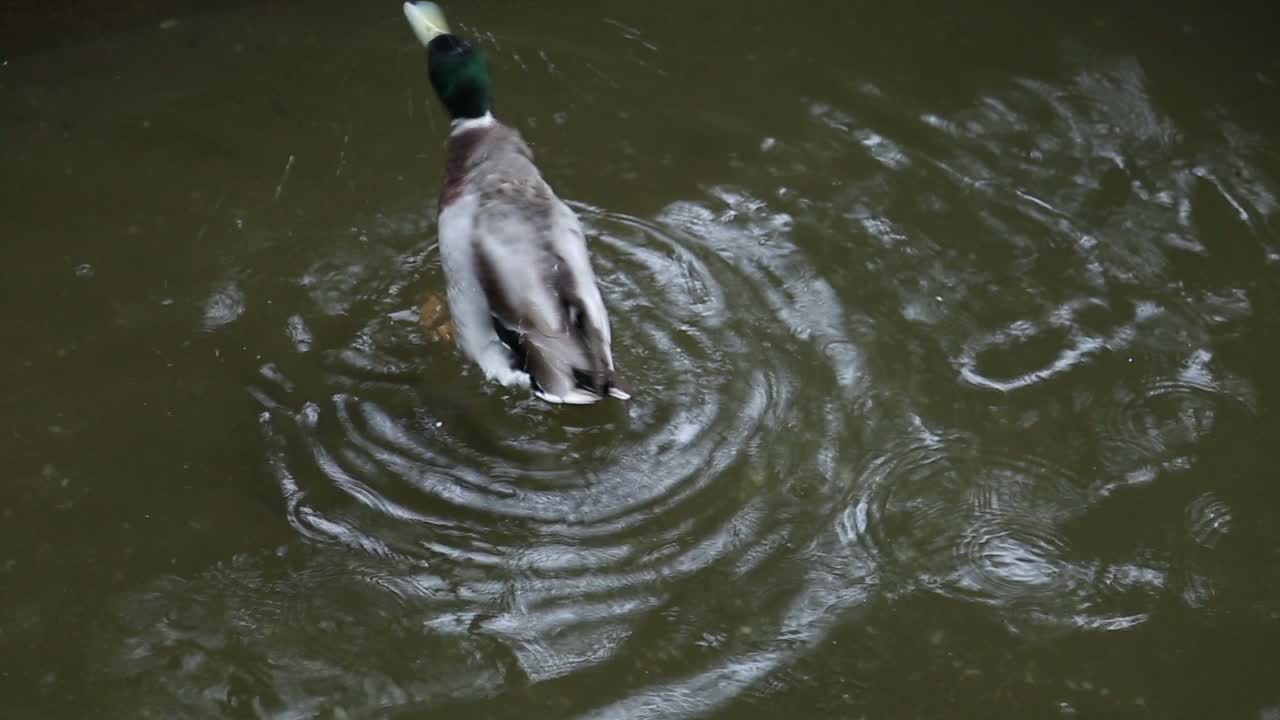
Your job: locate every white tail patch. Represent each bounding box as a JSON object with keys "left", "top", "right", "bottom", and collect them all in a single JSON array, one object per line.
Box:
[
  {"left": 535, "top": 386, "right": 631, "bottom": 404},
  {"left": 403, "top": 2, "right": 450, "bottom": 47},
  {"left": 537, "top": 388, "right": 603, "bottom": 405}
]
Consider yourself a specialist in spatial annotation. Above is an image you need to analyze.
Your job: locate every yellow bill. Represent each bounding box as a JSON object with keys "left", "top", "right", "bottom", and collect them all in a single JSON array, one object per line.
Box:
[{"left": 403, "top": 2, "right": 450, "bottom": 46}]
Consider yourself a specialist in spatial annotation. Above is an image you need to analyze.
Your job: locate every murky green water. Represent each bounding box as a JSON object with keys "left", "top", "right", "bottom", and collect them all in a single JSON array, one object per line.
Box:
[{"left": 4, "top": 1, "right": 1280, "bottom": 717}]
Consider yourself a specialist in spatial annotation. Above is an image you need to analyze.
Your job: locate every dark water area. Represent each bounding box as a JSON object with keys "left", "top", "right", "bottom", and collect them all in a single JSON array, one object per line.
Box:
[{"left": 3, "top": 1, "right": 1279, "bottom": 717}]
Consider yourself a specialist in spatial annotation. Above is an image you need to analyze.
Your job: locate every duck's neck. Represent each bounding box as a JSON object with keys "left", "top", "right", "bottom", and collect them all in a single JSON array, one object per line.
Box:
[{"left": 451, "top": 112, "right": 496, "bottom": 136}]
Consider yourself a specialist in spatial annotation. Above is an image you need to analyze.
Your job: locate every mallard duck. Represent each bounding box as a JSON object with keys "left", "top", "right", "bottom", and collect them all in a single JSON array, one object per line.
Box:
[{"left": 403, "top": 2, "right": 629, "bottom": 405}]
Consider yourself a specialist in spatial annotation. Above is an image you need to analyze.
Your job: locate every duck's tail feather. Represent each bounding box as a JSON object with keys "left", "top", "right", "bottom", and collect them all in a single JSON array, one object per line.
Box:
[
  {"left": 565, "top": 296, "right": 630, "bottom": 402},
  {"left": 526, "top": 351, "right": 627, "bottom": 404},
  {"left": 506, "top": 332, "right": 626, "bottom": 405},
  {"left": 606, "top": 379, "right": 632, "bottom": 399},
  {"left": 489, "top": 289, "right": 628, "bottom": 404}
]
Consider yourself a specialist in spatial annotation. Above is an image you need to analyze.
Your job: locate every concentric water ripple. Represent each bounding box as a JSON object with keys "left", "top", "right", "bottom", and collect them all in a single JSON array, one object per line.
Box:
[
  {"left": 845, "top": 432, "right": 1086, "bottom": 602},
  {"left": 841, "top": 427, "right": 1174, "bottom": 634},
  {"left": 229, "top": 188, "right": 871, "bottom": 712},
  {"left": 1096, "top": 348, "right": 1257, "bottom": 491},
  {"left": 82, "top": 19, "right": 1279, "bottom": 717},
  {"left": 1175, "top": 491, "right": 1235, "bottom": 611}
]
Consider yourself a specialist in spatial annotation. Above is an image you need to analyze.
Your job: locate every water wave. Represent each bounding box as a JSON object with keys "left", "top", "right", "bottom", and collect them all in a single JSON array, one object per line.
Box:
[
  {"left": 170, "top": 188, "right": 866, "bottom": 715},
  {"left": 97, "top": 33, "right": 1277, "bottom": 717}
]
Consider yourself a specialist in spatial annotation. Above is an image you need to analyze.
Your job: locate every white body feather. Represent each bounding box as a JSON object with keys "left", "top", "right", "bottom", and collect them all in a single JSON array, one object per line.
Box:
[
  {"left": 438, "top": 192, "right": 533, "bottom": 390},
  {"left": 437, "top": 125, "right": 625, "bottom": 404}
]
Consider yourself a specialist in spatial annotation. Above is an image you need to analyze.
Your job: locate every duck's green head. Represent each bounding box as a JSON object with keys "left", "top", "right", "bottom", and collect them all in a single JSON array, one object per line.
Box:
[
  {"left": 427, "top": 34, "right": 493, "bottom": 120},
  {"left": 403, "top": 2, "right": 493, "bottom": 121}
]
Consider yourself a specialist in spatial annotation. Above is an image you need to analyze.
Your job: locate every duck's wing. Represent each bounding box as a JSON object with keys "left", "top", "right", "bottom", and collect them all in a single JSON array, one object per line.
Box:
[{"left": 469, "top": 179, "right": 624, "bottom": 403}]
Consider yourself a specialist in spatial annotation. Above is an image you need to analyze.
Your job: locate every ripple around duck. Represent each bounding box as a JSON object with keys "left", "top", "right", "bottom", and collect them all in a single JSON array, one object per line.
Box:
[
  {"left": 208, "top": 190, "right": 872, "bottom": 714},
  {"left": 257, "top": 215, "right": 779, "bottom": 586}
]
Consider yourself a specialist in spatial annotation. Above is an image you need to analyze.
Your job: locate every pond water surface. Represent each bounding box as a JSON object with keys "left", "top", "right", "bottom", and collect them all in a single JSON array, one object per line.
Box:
[{"left": 3, "top": 1, "right": 1280, "bottom": 717}]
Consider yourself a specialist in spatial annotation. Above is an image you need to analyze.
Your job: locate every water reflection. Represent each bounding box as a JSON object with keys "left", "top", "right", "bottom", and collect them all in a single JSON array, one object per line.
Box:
[
  {"left": 52, "top": 3, "right": 1279, "bottom": 718},
  {"left": 180, "top": 183, "right": 869, "bottom": 713}
]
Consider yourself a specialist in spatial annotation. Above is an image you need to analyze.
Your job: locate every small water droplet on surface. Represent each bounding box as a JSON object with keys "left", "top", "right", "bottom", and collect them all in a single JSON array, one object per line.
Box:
[
  {"left": 203, "top": 282, "right": 245, "bottom": 330},
  {"left": 287, "top": 315, "right": 312, "bottom": 352}
]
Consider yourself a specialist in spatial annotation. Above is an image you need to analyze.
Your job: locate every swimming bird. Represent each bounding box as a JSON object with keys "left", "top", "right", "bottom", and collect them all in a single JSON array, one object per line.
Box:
[{"left": 403, "top": 1, "right": 629, "bottom": 404}]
